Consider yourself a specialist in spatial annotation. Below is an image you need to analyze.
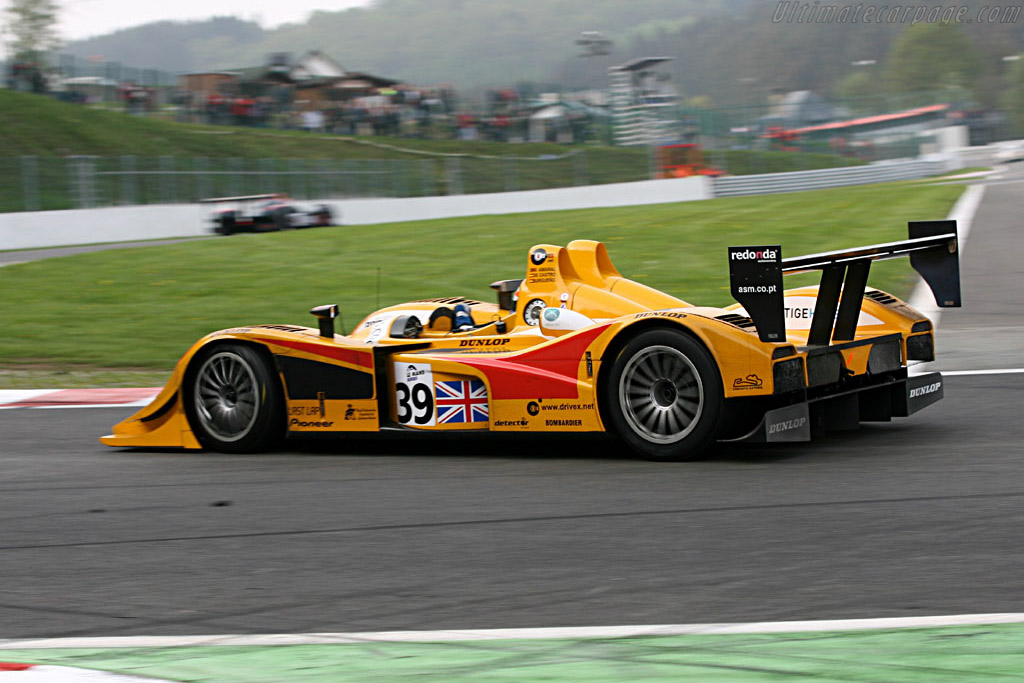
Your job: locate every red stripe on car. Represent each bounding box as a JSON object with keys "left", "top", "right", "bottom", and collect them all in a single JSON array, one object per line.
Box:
[
  {"left": 253, "top": 337, "right": 374, "bottom": 369},
  {"left": 455, "top": 324, "right": 610, "bottom": 400}
]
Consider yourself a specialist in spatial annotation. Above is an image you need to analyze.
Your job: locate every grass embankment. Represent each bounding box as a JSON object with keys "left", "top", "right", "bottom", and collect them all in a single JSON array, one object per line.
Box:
[
  {"left": 0, "top": 89, "right": 863, "bottom": 167},
  {"left": 0, "top": 181, "right": 964, "bottom": 388},
  {"left": 0, "top": 89, "right": 601, "bottom": 160}
]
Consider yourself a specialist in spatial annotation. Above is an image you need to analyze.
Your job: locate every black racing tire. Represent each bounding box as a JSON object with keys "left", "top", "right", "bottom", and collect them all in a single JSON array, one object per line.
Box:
[
  {"left": 272, "top": 206, "right": 297, "bottom": 230},
  {"left": 184, "top": 344, "right": 284, "bottom": 453},
  {"left": 604, "top": 329, "right": 723, "bottom": 461},
  {"left": 217, "top": 214, "right": 236, "bottom": 235},
  {"left": 315, "top": 206, "right": 333, "bottom": 227}
]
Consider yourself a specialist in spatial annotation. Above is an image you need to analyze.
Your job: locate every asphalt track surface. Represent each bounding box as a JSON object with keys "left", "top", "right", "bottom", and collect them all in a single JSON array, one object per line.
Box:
[
  {"left": 1, "top": 165, "right": 1023, "bottom": 642},
  {"left": 0, "top": 237, "right": 212, "bottom": 267},
  {"left": 2, "top": 373, "right": 1022, "bottom": 641}
]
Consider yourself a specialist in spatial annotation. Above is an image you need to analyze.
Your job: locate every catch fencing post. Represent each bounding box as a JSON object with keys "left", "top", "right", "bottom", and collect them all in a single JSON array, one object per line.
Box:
[
  {"left": 445, "top": 157, "right": 463, "bottom": 195},
  {"left": 375, "top": 160, "right": 389, "bottom": 196},
  {"left": 228, "top": 157, "right": 243, "bottom": 197},
  {"left": 259, "top": 158, "right": 275, "bottom": 194},
  {"left": 421, "top": 159, "right": 436, "bottom": 196},
  {"left": 392, "top": 159, "right": 406, "bottom": 197},
  {"left": 318, "top": 159, "right": 331, "bottom": 198},
  {"left": 573, "top": 149, "right": 589, "bottom": 186},
  {"left": 342, "top": 160, "right": 358, "bottom": 197},
  {"left": 159, "top": 155, "right": 175, "bottom": 204},
  {"left": 290, "top": 159, "right": 306, "bottom": 198},
  {"left": 364, "top": 160, "right": 376, "bottom": 196},
  {"left": 503, "top": 156, "right": 519, "bottom": 192},
  {"left": 193, "top": 157, "right": 208, "bottom": 201},
  {"left": 68, "top": 155, "right": 98, "bottom": 209},
  {"left": 120, "top": 155, "right": 137, "bottom": 205},
  {"left": 21, "top": 156, "right": 39, "bottom": 212}
]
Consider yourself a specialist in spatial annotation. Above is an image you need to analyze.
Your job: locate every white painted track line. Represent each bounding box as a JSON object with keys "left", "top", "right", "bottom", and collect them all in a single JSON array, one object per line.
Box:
[
  {"left": 941, "top": 368, "right": 1024, "bottom": 376},
  {"left": 0, "top": 664, "right": 162, "bottom": 680},
  {"left": 2, "top": 613, "right": 1024, "bottom": 649}
]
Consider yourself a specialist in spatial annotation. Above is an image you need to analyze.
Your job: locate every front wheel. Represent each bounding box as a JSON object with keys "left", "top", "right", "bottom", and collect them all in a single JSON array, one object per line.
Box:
[
  {"left": 314, "top": 206, "right": 333, "bottom": 227},
  {"left": 217, "top": 213, "right": 236, "bottom": 235},
  {"left": 185, "top": 344, "right": 284, "bottom": 453},
  {"left": 605, "top": 329, "right": 723, "bottom": 461}
]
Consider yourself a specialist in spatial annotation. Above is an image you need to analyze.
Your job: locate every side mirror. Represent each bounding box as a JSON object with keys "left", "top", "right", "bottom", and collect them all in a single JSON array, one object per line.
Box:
[{"left": 310, "top": 304, "right": 339, "bottom": 338}]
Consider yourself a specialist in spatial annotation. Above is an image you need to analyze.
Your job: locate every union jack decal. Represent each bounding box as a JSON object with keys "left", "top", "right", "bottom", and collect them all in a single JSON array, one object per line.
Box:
[{"left": 435, "top": 380, "right": 489, "bottom": 424}]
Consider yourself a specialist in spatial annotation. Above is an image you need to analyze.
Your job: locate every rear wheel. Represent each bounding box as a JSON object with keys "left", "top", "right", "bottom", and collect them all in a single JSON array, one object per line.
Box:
[
  {"left": 272, "top": 207, "right": 297, "bottom": 230},
  {"left": 185, "top": 344, "right": 284, "bottom": 453},
  {"left": 605, "top": 329, "right": 722, "bottom": 461}
]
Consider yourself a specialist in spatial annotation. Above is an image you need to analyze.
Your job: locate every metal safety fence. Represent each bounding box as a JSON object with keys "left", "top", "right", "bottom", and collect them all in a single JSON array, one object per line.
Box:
[
  {"left": 0, "top": 153, "right": 611, "bottom": 213},
  {"left": 0, "top": 145, "right": 963, "bottom": 214},
  {"left": 711, "top": 159, "right": 945, "bottom": 197}
]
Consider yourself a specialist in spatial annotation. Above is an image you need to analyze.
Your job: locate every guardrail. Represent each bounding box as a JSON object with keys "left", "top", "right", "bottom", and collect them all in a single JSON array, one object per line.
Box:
[
  {"left": 954, "top": 145, "right": 1000, "bottom": 167},
  {"left": 711, "top": 159, "right": 945, "bottom": 197}
]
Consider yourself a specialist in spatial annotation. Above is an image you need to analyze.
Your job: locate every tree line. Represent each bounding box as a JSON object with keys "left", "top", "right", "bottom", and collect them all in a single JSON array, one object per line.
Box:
[{"left": 10, "top": 0, "right": 1024, "bottom": 132}]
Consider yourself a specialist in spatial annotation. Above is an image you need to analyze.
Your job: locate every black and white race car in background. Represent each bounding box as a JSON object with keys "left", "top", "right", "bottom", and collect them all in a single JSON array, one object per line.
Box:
[{"left": 202, "top": 194, "right": 334, "bottom": 235}]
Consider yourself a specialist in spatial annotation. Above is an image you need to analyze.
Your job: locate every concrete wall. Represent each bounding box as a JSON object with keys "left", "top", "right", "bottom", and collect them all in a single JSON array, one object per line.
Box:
[
  {"left": 0, "top": 176, "right": 712, "bottom": 251},
  {"left": 337, "top": 176, "right": 711, "bottom": 224},
  {"left": 0, "top": 205, "right": 205, "bottom": 251}
]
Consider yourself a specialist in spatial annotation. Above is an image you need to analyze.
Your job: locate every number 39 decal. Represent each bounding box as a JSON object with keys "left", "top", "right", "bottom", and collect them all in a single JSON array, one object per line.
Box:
[
  {"left": 394, "top": 362, "right": 436, "bottom": 426},
  {"left": 396, "top": 382, "right": 434, "bottom": 424}
]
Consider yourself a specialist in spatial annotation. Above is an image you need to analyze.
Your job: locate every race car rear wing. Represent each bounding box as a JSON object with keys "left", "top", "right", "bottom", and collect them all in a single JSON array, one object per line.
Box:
[
  {"left": 199, "top": 194, "right": 284, "bottom": 204},
  {"left": 729, "top": 219, "right": 960, "bottom": 344}
]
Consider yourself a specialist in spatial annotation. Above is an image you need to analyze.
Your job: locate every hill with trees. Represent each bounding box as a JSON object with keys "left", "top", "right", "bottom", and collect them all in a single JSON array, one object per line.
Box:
[
  {"left": 56, "top": 0, "right": 1024, "bottom": 128},
  {"left": 63, "top": 0, "right": 750, "bottom": 89}
]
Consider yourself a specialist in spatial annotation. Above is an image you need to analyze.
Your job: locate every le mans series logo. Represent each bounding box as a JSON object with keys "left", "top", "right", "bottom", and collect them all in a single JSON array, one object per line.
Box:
[{"left": 530, "top": 248, "right": 548, "bottom": 265}]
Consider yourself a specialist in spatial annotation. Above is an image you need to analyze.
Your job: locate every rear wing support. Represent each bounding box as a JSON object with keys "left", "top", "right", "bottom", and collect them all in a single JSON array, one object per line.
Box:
[{"left": 729, "top": 220, "right": 960, "bottom": 345}]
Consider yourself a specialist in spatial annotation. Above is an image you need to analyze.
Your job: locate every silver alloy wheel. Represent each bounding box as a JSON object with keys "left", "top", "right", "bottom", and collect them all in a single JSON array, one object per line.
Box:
[
  {"left": 617, "top": 344, "right": 704, "bottom": 444},
  {"left": 193, "top": 351, "right": 260, "bottom": 443}
]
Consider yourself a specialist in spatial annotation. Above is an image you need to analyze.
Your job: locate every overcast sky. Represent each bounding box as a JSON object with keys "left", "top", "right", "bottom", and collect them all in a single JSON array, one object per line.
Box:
[{"left": 57, "top": 0, "right": 373, "bottom": 41}]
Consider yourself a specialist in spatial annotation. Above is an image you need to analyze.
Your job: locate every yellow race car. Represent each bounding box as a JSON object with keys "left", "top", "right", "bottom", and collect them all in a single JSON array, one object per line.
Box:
[{"left": 102, "top": 220, "right": 960, "bottom": 461}]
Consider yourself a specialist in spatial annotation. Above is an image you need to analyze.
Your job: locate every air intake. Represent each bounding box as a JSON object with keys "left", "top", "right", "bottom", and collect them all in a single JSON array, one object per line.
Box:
[
  {"left": 715, "top": 313, "right": 758, "bottom": 330},
  {"left": 865, "top": 290, "right": 900, "bottom": 305}
]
